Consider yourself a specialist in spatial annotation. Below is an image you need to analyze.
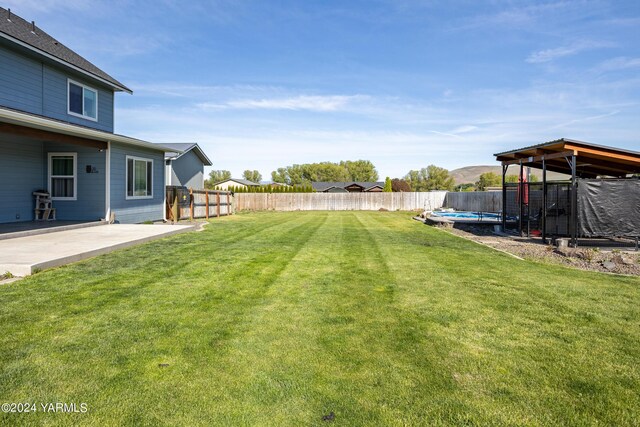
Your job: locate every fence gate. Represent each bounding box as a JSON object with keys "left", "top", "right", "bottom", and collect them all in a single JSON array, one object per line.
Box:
[{"left": 166, "top": 186, "right": 233, "bottom": 221}]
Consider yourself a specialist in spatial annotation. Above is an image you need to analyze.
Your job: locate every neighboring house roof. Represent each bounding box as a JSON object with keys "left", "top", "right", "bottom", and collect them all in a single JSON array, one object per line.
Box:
[
  {"left": 0, "top": 7, "right": 131, "bottom": 93},
  {"left": 0, "top": 106, "right": 173, "bottom": 152},
  {"left": 312, "top": 182, "right": 385, "bottom": 192},
  {"left": 214, "top": 178, "right": 260, "bottom": 187},
  {"left": 325, "top": 186, "right": 349, "bottom": 193},
  {"left": 162, "top": 143, "right": 213, "bottom": 166}
]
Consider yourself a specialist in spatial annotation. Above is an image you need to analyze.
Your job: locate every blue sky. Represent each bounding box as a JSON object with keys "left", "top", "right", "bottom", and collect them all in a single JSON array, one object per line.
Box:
[{"left": 6, "top": 0, "right": 640, "bottom": 179}]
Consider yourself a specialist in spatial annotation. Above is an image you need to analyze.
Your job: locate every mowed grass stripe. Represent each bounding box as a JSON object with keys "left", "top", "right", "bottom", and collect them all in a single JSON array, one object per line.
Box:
[
  {"left": 360, "top": 211, "right": 640, "bottom": 425},
  {"left": 0, "top": 213, "right": 328, "bottom": 426}
]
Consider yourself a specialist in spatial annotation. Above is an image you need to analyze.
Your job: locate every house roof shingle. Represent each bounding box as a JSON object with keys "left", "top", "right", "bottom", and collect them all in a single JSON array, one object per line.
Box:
[{"left": 0, "top": 7, "right": 131, "bottom": 93}]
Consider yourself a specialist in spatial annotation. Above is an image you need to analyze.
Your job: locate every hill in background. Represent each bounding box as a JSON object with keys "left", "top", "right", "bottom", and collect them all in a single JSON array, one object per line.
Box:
[{"left": 449, "top": 165, "right": 569, "bottom": 185}]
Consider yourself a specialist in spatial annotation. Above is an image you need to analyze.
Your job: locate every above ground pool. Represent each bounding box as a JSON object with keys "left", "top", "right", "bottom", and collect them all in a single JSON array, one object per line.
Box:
[{"left": 432, "top": 211, "right": 502, "bottom": 221}]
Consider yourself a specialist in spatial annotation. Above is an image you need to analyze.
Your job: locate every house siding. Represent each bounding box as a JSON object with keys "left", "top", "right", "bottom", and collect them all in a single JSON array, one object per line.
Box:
[
  {"left": 110, "top": 142, "right": 165, "bottom": 223},
  {"left": 169, "top": 150, "right": 205, "bottom": 189},
  {"left": 43, "top": 142, "right": 105, "bottom": 220},
  {"left": 0, "top": 139, "right": 106, "bottom": 223},
  {"left": 0, "top": 139, "right": 43, "bottom": 223},
  {"left": 0, "top": 44, "right": 43, "bottom": 115},
  {"left": 0, "top": 43, "right": 114, "bottom": 132}
]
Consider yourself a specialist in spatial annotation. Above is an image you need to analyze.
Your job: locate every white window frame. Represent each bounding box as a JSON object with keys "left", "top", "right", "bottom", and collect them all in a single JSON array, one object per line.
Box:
[
  {"left": 126, "top": 155, "right": 154, "bottom": 200},
  {"left": 67, "top": 78, "right": 98, "bottom": 122},
  {"left": 48, "top": 152, "right": 77, "bottom": 201}
]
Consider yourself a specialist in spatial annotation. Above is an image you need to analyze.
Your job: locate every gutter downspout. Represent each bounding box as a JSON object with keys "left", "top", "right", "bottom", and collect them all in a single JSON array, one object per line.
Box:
[
  {"left": 163, "top": 160, "right": 169, "bottom": 221},
  {"left": 105, "top": 141, "right": 111, "bottom": 222}
]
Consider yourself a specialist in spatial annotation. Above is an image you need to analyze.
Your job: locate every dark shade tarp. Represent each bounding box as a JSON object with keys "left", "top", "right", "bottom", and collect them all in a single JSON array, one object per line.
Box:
[{"left": 578, "top": 179, "right": 640, "bottom": 238}]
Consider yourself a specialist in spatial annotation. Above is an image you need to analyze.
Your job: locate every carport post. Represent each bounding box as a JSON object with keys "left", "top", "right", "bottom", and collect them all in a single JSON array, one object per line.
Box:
[
  {"left": 570, "top": 154, "right": 577, "bottom": 247},
  {"left": 519, "top": 161, "right": 524, "bottom": 236},
  {"left": 501, "top": 163, "right": 507, "bottom": 232},
  {"left": 542, "top": 158, "right": 547, "bottom": 243}
]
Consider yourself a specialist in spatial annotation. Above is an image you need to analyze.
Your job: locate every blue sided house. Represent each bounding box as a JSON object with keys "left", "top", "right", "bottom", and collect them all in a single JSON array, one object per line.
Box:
[
  {"left": 162, "top": 143, "right": 213, "bottom": 190},
  {"left": 0, "top": 7, "right": 181, "bottom": 224}
]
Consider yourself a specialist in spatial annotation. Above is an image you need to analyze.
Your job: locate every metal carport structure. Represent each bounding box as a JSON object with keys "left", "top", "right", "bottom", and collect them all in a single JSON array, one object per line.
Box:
[{"left": 495, "top": 138, "right": 640, "bottom": 247}]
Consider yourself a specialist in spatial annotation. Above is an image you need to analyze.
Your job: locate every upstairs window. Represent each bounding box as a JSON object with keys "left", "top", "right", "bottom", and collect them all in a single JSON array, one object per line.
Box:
[
  {"left": 68, "top": 79, "right": 97, "bottom": 121},
  {"left": 126, "top": 156, "right": 153, "bottom": 199}
]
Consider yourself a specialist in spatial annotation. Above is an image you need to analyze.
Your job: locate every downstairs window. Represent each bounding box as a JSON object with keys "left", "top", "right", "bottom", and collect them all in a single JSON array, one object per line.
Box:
[
  {"left": 49, "top": 153, "right": 77, "bottom": 200},
  {"left": 126, "top": 156, "right": 153, "bottom": 199}
]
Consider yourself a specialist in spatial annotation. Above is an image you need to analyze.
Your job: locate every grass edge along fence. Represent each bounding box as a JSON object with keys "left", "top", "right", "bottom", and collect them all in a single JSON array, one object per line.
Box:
[
  {"left": 166, "top": 186, "right": 234, "bottom": 221},
  {"left": 235, "top": 192, "right": 448, "bottom": 212}
]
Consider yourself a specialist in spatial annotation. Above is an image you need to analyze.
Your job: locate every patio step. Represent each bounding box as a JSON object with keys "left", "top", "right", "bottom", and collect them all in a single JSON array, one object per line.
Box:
[{"left": 0, "top": 221, "right": 106, "bottom": 241}]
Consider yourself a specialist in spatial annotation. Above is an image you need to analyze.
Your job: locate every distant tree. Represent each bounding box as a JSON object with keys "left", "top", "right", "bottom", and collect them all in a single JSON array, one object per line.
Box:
[
  {"left": 454, "top": 183, "right": 476, "bottom": 192},
  {"left": 404, "top": 165, "right": 455, "bottom": 191},
  {"left": 270, "top": 160, "right": 379, "bottom": 185},
  {"left": 340, "top": 160, "right": 379, "bottom": 181},
  {"left": 425, "top": 165, "right": 455, "bottom": 191},
  {"left": 391, "top": 178, "right": 411, "bottom": 192},
  {"left": 204, "top": 170, "right": 231, "bottom": 189},
  {"left": 476, "top": 172, "right": 501, "bottom": 191},
  {"left": 505, "top": 174, "right": 539, "bottom": 183},
  {"left": 383, "top": 177, "right": 392, "bottom": 192},
  {"left": 271, "top": 168, "right": 287, "bottom": 183},
  {"left": 243, "top": 170, "right": 262, "bottom": 183}
]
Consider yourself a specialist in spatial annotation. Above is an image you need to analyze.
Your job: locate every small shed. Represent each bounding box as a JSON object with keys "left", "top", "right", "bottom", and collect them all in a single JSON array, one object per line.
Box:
[{"left": 495, "top": 138, "right": 640, "bottom": 246}]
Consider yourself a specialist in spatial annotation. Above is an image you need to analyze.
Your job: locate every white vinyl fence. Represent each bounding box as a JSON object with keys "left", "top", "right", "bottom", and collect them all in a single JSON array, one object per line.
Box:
[
  {"left": 234, "top": 191, "right": 503, "bottom": 213},
  {"left": 235, "top": 192, "right": 447, "bottom": 212}
]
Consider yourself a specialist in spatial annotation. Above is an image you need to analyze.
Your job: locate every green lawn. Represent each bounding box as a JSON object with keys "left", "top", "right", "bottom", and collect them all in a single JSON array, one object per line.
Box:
[{"left": 1, "top": 212, "right": 639, "bottom": 426}]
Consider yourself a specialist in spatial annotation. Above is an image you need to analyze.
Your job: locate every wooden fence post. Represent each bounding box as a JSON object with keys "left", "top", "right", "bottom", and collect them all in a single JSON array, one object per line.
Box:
[
  {"left": 189, "top": 188, "right": 194, "bottom": 221},
  {"left": 216, "top": 192, "right": 221, "bottom": 217},
  {"left": 226, "top": 192, "right": 231, "bottom": 215},
  {"left": 205, "top": 191, "right": 209, "bottom": 219}
]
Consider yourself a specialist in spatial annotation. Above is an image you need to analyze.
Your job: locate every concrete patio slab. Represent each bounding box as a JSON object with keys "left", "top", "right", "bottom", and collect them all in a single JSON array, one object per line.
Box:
[
  {"left": 0, "top": 220, "right": 106, "bottom": 241},
  {"left": 0, "top": 223, "right": 196, "bottom": 276}
]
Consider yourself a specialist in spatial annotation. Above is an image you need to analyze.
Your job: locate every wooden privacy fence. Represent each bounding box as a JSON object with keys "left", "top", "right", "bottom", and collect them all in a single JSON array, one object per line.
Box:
[
  {"left": 443, "top": 191, "right": 502, "bottom": 212},
  {"left": 166, "top": 186, "right": 234, "bottom": 221},
  {"left": 235, "top": 192, "right": 447, "bottom": 212}
]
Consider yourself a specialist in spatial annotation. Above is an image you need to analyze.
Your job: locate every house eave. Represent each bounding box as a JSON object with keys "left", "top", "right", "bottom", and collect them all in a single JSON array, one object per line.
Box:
[
  {"left": 165, "top": 144, "right": 212, "bottom": 166},
  {"left": 0, "top": 107, "right": 172, "bottom": 152}
]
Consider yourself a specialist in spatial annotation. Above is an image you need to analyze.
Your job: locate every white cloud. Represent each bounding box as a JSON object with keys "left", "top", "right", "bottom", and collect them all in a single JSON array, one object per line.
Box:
[
  {"left": 526, "top": 40, "right": 612, "bottom": 63},
  {"left": 549, "top": 110, "right": 619, "bottom": 130},
  {"left": 451, "top": 1, "right": 601, "bottom": 32},
  {"left": 450, "top": 125, "right": 478, "bottom": 134},
  {"left": 197, "top": 95, "right": 370, "bottom": 112},
  {"left": 595, "top": 57, "right": 640, "bottom": 72}
]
